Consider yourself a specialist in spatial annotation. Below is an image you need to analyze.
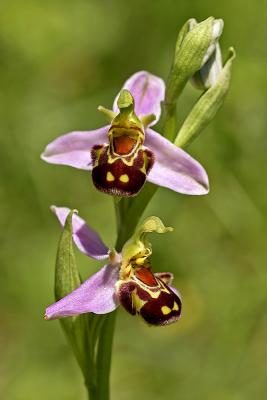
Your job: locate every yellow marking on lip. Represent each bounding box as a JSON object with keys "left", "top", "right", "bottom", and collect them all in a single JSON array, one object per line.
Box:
[
  {"left": 140, "top": 153, "right": 148, "bottom": 174},
  {"left": 119, "top": 174, "right": 129, "bottom": 183},
  {"left": 106, "top": 171, "right": 115, "bottom": 182},
  {"left": 132, "top": 276, "right": 169, "bottom": 298},
  {"left": 132, "top": 289, "right": 147, "bottom": 312},
  {"left": 161, "top": 305, "right": 172, "bottom": 315},
  {"left": 172, "top": 302, "right": 179, "bottom": 311}
]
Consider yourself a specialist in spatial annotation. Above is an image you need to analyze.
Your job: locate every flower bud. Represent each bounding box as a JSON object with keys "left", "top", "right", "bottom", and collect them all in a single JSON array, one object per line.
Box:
[
  {"left": 175, "top": 47, "right": 236, "bottom": 148},
  {"left": 199, "top": 19, "right": 223, "bottom": 66},
  {"left": 165, "top": 17, "right": 223, "bottom": 104},
  {"left": 191, "top": 43, "right": 223, "bottom": 90},
  {"left": 190, "top": 19, "right": 224, "bottom": 90}
]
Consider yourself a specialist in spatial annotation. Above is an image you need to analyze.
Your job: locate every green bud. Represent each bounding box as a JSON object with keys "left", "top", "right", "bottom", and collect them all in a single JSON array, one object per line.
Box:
[
  {"left": 197, "top": 19, "right": 223, "bottom": 67},
  {"left": 190, "top": 18, "right": 224, "bottom": 90},
  {"left": 175, "top": 47, "right": 236, "bottom": 148},
  {"left": 121, "top": 216, "right": 173, "bottom": 264},
  {"left": 191, "top": 43, "right": 223, "bottom": 90},
  {"left": 166, "top": 17, "right": 222, "bottom": 104}
]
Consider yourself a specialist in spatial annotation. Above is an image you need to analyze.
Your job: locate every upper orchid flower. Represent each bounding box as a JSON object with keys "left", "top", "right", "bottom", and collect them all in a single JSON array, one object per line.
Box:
[
  {"left": 41, "top": 71, "right": 209, "bottom": 197},
  {"left": 45, "top": 206, "right": 182, "bottom": 326}
]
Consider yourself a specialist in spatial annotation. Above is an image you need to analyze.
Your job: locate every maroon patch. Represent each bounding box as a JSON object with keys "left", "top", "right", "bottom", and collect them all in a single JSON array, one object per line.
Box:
[
  {"left": 117, "top": 280, "right": 137, "bottom": 315},
  {"left": 117, "top": 274, "right": 182, "bottom": 326},
  {"left": 139, "top": 285, "right": 181, "bottom": 326},
  {"left": 91, "top": 146, "right": 154, "bottom": 197}
]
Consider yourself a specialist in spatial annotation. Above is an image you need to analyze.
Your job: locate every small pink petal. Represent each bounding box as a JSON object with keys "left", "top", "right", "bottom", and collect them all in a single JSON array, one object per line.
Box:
[
  {"left": 113, "top": 71, "right": 165, "bottom": 126},
  {"left": 45, "top": 264, "right": 119, "bottom": 319},
  {"left": 51, "top": 206, "right": 109, "bottom": 260},
  {"left": 41, "top": 126, "right": 109, "bottom": 170},
  {"left": 145, "top": 129, "right": 209, "bottom": 195}
]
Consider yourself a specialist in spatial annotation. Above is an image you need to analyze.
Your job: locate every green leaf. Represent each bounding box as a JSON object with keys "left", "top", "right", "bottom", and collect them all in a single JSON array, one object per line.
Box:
[
  {"left": 55, "top": 209, "right": 81, "bottom": 301},
  {"left": 54, "top": 210, "right": 96, "bottom": 389}
]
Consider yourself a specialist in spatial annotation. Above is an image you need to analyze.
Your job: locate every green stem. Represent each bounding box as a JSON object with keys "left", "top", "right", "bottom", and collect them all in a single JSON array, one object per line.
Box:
[
  {"left": 87, "top": 383, "right": 98, "bottom": 400},
  {"left": 86, "top": 199, "right": 143, "bottom": 400},
  {"left": 116, "top": 184, "right": 158, "bottom": 249},
  {"left": 94, "top": 312, "right": 117, "bottom": 400},
  {"left": 163, "top": 101, "right": 177, "bottom": 141}
]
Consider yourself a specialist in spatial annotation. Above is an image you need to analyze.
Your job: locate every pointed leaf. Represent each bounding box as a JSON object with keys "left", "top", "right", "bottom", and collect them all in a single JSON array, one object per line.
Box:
[
  {"left": 55, "top": 209, "right": 81, "bottom": 301},
  {"left": 53, "top": 210, "right": 94, "bottom": 382}
]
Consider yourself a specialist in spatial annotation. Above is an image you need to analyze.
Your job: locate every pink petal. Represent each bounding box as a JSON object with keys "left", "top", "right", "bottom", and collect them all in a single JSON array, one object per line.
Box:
[
  {"left": 45, "top": 264, "right": 119, "bottom": 319},
  {"left": 145, "top": 129, "right": 209, "bottom": 195},
  {"left": 41, "top": 126, "right": 109, "bottom": 170},
  {"left": 51, "top": 206, "right": 109, "bottom": 260},
  {"left": 113, "top": 71, "right": 165, "bottom": 126}
]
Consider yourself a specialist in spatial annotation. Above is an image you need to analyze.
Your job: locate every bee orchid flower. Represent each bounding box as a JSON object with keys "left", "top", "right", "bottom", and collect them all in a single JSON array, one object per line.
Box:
[
  {"left": 41, "top": 71, "right": 209, "bottom": 197},
  {"left": 45, "top": 207, "right": 182, "bottom": 326}
]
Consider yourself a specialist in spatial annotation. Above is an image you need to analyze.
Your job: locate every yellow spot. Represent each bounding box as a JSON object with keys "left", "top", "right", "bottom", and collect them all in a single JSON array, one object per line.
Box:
[
  {"left": 106, "top": 171, "right": 115, "bottom": 182},
  {"left": 132, "top": 289, "right": 147, "bottom": 312},
  {"left": 119, "top": 174, "right": 129, "bottom": 183},
  {"left": 135, "top": 257, "right": 146, "bottom": 265},
  {"left": 161, "top": 305, "right": 171, "bottom": 315},
  {"left": 172, "top": 302, "right": 179, "bottom": 311}
]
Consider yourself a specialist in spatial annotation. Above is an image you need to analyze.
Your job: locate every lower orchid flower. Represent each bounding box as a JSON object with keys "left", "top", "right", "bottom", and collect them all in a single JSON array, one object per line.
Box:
[
  {"left": 45, "top": 206, "right": 182, "bottom": 326},
  {"left": 41, "top": 71, "right": 209, "bottom": 197}
]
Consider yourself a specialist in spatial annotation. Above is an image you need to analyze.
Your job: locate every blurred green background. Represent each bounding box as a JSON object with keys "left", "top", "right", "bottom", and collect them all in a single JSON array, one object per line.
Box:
[{"left": 1, "top": 0, "right": 266, "bottom": 399}]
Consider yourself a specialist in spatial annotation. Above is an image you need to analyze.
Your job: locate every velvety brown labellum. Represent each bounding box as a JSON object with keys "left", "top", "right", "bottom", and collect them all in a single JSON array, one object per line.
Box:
[
  {"left": 116, "top": 267, "right": 181, "bottom": 326},
  {"left": 91, "top": 144, "right": 154, "bottom": 197}
]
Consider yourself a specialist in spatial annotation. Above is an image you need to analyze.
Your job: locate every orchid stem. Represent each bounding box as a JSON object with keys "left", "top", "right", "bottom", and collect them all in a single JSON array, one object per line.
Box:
[
  {"left": 163, "top": 101, "right": 177, "bottom": 141},
  {"left": 87, "top": 201, "right": 141, "bottom": 400},
  {"left": 94, "top": 312, "right": 117, "bottom": 400}
]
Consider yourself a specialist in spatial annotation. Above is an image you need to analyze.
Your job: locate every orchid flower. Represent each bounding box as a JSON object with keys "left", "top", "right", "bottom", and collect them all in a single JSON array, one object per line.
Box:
[
  {"left": 45, "top": 206, "right": 182, "bottom": 326},
  {"left": 41, "top": 71, "right": 209, "bottom": 197}
]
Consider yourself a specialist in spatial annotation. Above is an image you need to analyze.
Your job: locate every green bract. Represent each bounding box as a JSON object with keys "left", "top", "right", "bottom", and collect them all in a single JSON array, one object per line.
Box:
[
  {"left": 55, "top": 209, "right": 80, "bottom": 302},
  {"left": 54, "top": 210, "right": 96, "bottom": 389},
  {"left": 175, "top": 48, "right": 236, "bottom": 148}
]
